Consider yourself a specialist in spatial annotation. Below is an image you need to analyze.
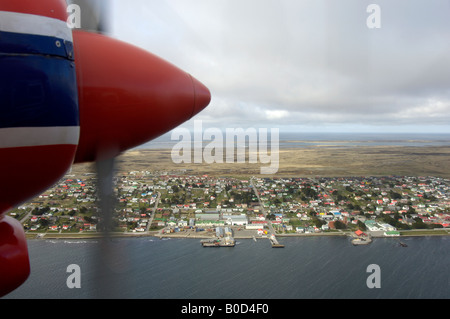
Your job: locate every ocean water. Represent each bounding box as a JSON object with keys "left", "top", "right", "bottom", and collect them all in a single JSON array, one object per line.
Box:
[
  {"left": 138, "top": 132, "right": 450, "bottom": 149},
  {"left": 5, "top": 236, "right": 450, "bottom": 299}
]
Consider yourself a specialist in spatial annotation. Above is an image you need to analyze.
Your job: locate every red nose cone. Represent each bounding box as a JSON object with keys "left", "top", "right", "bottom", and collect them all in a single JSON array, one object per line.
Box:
[
  {"left": 73, "top": 31, "right": 211, "bottom": 163},
  {"left": 191, "top": 75, "right": 211, "bottom": 117}
]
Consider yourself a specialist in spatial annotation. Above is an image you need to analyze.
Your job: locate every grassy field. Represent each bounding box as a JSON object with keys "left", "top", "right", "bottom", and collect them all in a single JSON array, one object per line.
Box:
[{"left": 72, "top": 145, "right": 450, "bottom": 179}]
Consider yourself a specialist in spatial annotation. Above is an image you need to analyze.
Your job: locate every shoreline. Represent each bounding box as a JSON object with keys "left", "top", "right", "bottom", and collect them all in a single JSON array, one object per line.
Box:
[{"left": 26, "top": 229, "right": 450, "bottom": 240}]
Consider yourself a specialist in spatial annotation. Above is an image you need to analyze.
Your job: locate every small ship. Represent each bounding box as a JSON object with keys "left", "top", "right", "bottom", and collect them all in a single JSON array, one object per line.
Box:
[{"left": 201, "top": 236, "right": 235, "bottom": 247}]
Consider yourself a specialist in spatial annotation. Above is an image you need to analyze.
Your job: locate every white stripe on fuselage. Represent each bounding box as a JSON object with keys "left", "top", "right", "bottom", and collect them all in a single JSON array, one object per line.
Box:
[
  {"left": 0, "top": 126, "right": 80, "bottom": 148},
  {"left": 0, "top": 11, "right": 72, "bottom": 42}
]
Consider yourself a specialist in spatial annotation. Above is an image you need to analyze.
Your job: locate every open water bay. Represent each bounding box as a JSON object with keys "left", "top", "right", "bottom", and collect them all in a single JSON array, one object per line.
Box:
[{"left": 5, "top": 236, "right": 450, "bottom": 299}]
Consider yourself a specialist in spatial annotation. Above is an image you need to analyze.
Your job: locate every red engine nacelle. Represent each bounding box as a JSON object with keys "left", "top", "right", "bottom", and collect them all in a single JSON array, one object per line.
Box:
[
  {"left": 0, "top": 0, "right": 210, "bottom": 297},
  {"left": 73, "top": 30, "right": 211, "bottom": 163}
]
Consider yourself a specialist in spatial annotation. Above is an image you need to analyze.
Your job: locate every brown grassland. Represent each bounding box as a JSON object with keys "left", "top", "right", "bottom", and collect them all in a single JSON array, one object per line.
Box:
[{"left": 72, "top": 145, "right": 450, "bottom": 179}]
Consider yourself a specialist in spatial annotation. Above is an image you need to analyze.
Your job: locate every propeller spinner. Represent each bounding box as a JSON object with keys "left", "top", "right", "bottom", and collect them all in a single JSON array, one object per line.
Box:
[{"left": 73, "top": 29, "right": 211, "bottom": 163}]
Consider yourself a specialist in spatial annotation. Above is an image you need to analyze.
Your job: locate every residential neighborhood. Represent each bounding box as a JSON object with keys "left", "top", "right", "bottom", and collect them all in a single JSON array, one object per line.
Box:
[{"left": 9, "top": 171, "right": 450, "bottom": 237}]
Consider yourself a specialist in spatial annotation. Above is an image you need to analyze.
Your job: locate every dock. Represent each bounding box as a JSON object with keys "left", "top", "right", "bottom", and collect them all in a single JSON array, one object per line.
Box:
[{"left": 270, "top": 234, "right": 284, "bottom": 248}]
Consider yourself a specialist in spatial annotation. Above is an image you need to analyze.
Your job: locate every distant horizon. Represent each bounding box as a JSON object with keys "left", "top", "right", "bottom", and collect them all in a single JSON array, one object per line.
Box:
[
  {"left": 136, "top": 130, "right": 450, "bottom": 150},
  {"left": 152, "top": 130, "right": 450, "bottom": 140},
  {"left": 150, "top": 119, "right": 450, "bottom": 138}
]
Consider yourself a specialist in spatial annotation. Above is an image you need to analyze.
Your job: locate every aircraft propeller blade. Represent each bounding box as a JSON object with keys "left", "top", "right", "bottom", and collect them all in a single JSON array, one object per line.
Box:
[{"left": 94, "top": 157, "right": 121, "bottom": 298}]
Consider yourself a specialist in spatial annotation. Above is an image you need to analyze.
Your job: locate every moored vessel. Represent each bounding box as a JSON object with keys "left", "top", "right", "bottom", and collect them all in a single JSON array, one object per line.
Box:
[{"left": 201, "top": 237, "right": 235, "bottom": 247}]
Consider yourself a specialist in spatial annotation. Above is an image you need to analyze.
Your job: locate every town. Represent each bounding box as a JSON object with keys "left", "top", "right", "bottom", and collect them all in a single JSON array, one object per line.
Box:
[{"left": 8, "top": 171, "right": 450, "bottom": 239}]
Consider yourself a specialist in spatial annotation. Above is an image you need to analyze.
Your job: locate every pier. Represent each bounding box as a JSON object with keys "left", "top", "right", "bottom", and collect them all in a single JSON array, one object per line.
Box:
[{"left": 269, "top": 234, "right": 285, "bottom": 248}]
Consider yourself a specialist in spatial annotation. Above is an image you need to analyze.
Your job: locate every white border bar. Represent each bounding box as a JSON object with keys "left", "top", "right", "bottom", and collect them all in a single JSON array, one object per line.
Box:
[
  {"left": 0, "top": 11, "right": 72, "bottom": 42},
  {"left": 0, "top": 126, "right": 80, "bottom": 148}
]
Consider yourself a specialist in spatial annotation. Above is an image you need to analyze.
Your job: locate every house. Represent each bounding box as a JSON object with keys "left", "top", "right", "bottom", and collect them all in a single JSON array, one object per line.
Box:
[
  {"left": 365, "top": 220, "right": 382, "bottom": 231},
  {"left": 178, "top": 220, "right": 188, "bottom": 227},
  {"left": 354, "top": 229, "right": 364, "bottom": 236},
  {"left": 167, "top": 221, "right": 177, "bottom": 227}
]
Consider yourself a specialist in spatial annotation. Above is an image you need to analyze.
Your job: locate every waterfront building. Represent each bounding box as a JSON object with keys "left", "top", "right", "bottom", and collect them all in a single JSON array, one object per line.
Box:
[{"left": 223, "top": 214, "right": 248, "bottom": 226}]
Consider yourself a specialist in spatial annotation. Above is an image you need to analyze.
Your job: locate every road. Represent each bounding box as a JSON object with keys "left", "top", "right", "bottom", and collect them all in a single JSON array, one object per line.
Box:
[
  {"left": 19, "top": 209, "right": 32, "bottom": 224},
  {"left": 250, "top": 178, "right": 277, "bottom": 239},
  {"left": 145, "top": 191, "right": 160, "bottom": 232}
]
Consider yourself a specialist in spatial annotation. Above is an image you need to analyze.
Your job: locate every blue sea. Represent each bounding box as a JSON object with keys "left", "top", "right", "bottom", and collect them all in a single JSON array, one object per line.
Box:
[
  {"left": 5, "top": 236, "right": 450, "bottom": 299},
  {"left": 138, "top": 132, "right": 450, "bottom": 149}
]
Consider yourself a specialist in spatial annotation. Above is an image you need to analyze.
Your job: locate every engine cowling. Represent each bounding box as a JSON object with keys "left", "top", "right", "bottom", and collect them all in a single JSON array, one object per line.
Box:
[{"left": 73, "top": 30, "right": 211, "bottom": 163}]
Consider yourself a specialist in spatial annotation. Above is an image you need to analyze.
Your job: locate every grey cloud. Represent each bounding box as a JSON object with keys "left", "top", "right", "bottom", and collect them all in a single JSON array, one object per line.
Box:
[{"left": 112, "top": 0, "right": 450, "bottom": 132}]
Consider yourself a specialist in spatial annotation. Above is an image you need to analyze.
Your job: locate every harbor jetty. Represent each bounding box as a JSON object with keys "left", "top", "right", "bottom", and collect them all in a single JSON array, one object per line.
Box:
[
  {"left": 270, "top": 234, "right": 285, "bottom": 248},
  {"left": 350, "top": 230, "right": 372, "bottom": 245}
]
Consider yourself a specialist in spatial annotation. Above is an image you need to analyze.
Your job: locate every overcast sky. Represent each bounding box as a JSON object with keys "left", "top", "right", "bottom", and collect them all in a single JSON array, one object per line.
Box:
[{"left": 109, "top": 0, "right": 450, "bottom": 134}]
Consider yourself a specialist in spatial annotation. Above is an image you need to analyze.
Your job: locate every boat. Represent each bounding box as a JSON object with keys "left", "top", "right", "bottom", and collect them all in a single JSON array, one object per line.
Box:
[
  {"left": 201, "top": 237, "right": 235, "bottom": 247},
  {"left": 399, "top": 242, "right": 408, "bottom": 247},
  {"left": 201, "top": 240, "right": 220, "bottom": 247}
]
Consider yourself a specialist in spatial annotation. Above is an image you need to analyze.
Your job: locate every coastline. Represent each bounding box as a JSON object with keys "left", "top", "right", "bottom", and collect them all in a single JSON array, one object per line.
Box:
[
  {"left": 26, "top": 228, "right": 450, "bottom": 241},
  {"left": 19, "top": 144, "right": 450, "bottom": 243}
]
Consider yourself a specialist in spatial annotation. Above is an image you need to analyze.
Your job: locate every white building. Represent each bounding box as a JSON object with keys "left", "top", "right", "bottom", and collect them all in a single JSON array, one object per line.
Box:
[
  {"left": 380, "top": 223, "right": 397, "bottom": 231},
  {"left": 223, "top": 214, "right": 248, "bottom": 226}
]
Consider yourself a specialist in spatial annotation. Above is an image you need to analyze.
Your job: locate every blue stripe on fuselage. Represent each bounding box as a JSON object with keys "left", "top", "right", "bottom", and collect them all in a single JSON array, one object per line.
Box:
[
  {"left": 0, "top": 32, "right": 79, "bottom": 129},
  {"left": 0, "top": 30, "right": 73, "bottom": 60}
]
